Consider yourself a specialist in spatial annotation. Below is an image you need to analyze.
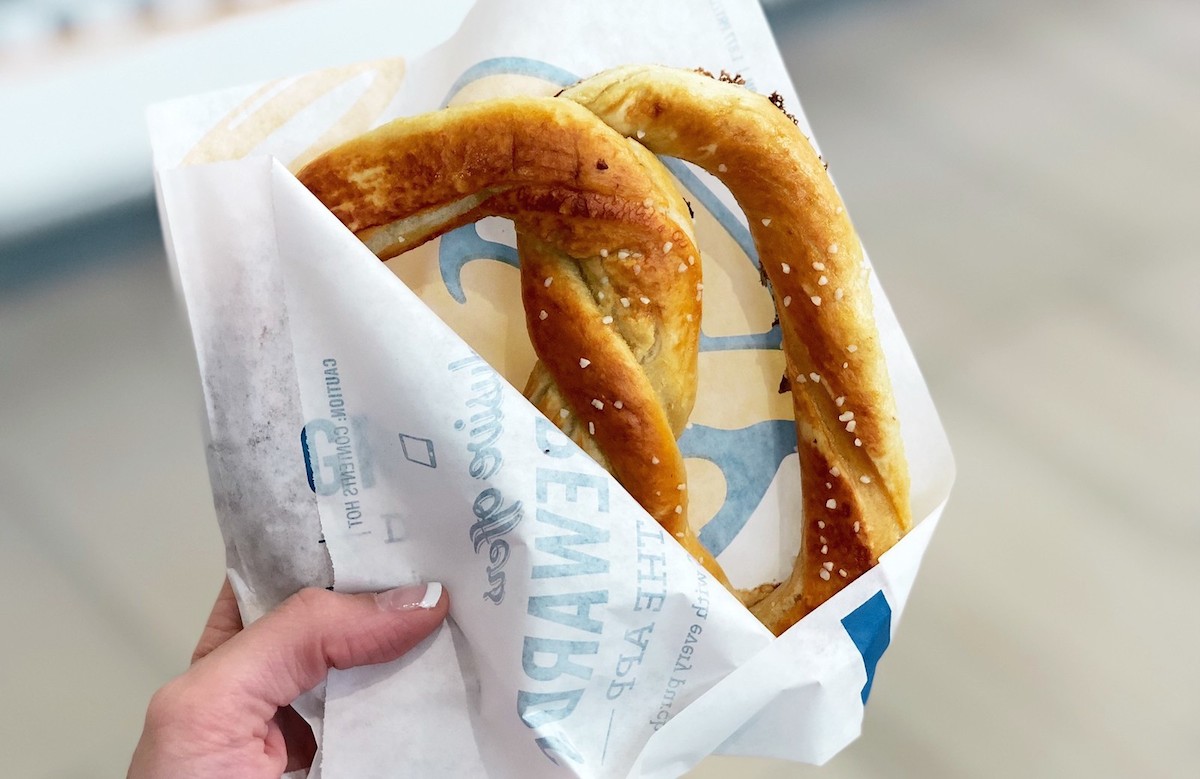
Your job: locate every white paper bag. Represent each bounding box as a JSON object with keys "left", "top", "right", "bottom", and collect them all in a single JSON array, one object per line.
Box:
[{"left": 149, "top": 1, "right": 955, "bottom": 777}]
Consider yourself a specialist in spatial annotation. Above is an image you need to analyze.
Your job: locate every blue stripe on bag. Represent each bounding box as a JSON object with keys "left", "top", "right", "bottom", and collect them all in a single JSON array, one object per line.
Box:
[{"left": 840, "top": 590, "right": 892, "bottom": 704}]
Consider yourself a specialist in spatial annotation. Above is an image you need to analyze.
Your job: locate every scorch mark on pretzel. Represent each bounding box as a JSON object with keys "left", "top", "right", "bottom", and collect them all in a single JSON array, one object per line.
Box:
[
  {"left": 296, "top": 96, "right": 731, "bottom": 590},
  {"left": 561, "top": 65, "right": 911, "bottom": 634}
]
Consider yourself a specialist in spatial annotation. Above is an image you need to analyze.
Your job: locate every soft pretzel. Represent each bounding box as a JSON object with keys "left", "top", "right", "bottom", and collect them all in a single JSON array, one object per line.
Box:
[
  {"left": 296, "top": 97, "right": 731, "bottom": 590},
  {"left": 562, "top": 66, "right": 911, "bottom": 634}
]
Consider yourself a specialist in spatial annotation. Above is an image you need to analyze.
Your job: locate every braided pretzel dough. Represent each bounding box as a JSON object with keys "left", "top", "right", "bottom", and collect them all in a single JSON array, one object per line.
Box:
[
  {"left": 296, "top": 97, "right": 731, "bottom": 590},
  {"left": 562, "top": 66, "right": 911, "bottom": 634}
]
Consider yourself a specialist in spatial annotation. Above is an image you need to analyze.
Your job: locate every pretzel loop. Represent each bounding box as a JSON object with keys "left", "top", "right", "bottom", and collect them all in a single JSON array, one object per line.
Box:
[{"left": 563, "top": 66, "right": 911, "bottom": 634}]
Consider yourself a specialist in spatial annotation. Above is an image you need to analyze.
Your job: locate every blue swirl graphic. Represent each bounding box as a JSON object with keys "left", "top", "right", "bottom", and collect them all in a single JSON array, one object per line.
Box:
[
  {"left": 439, "top": 57, "right": 579, "bottom": 108},
  {"left": 679, "top": 420, "right": 798, "bottom": 556},
  {"left": 439, "top": 223, "right": 519, "bottom": 304}
]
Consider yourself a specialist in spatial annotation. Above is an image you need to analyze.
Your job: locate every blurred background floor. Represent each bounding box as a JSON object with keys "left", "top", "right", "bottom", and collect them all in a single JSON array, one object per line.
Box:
[{"left": 2, "top": 0, "right": 1197, "bottom": 776}]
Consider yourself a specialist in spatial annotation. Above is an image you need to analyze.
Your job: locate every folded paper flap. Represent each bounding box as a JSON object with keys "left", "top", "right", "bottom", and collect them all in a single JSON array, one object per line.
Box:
[
  {"left": 630, "top": 507, "right": 943, "bottom": 775},
  {"left": 270, "top": 159, "right": 775, "bottom": 775},
  {"left": 712, "top": 508, "right": 944, "bottom": 766}
]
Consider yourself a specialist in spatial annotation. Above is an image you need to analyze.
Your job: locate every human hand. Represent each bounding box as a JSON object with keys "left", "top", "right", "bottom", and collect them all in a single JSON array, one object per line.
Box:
[{"left": 128, "top": 579, "right": 447, "bottom": 778}]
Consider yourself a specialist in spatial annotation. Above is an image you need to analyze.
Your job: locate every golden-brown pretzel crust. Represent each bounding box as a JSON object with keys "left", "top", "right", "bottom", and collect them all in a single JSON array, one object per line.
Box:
[
  {"left": 563, "top": 66, "right": 911, "bottom": 634},
  {"left": 296, "top": 97, "right": 730, "bottom": 589},
  {"left": 296, "top": 70, "right": 911, "bottom": 634}
]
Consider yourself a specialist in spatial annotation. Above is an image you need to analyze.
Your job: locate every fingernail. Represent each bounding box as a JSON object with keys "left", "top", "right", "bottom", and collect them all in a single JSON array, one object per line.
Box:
[{"left": 376, "top": 582, "right": 443, "bottom": 611}]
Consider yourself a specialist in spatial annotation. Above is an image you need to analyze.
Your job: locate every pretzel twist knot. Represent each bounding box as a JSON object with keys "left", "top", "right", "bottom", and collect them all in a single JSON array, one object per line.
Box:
[
  {"left": 298, "top": 66, "right": 913, "bottom": 635},
  {"left": 297, "top": 97, "right": 731, "bottom": 588}
]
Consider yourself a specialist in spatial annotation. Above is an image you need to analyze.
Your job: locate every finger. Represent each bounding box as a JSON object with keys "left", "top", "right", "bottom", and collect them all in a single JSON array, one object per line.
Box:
[
  {"left": 190, "top": 583, "right": 447, "bottom": 717},
  {"left": 191, "top": 577, "right": 244, "bottom": 664}
]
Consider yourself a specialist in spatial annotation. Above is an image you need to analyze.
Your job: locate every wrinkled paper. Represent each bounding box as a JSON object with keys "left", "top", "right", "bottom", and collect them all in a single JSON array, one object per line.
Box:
[{"left": 149, "top": 1, "right": 955, "bottom": 777}]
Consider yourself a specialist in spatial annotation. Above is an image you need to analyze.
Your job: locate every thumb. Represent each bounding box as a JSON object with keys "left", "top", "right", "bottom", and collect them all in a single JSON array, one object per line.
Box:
[{"left": 190, "top": 583, "right": 448, "bottom": 715}]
